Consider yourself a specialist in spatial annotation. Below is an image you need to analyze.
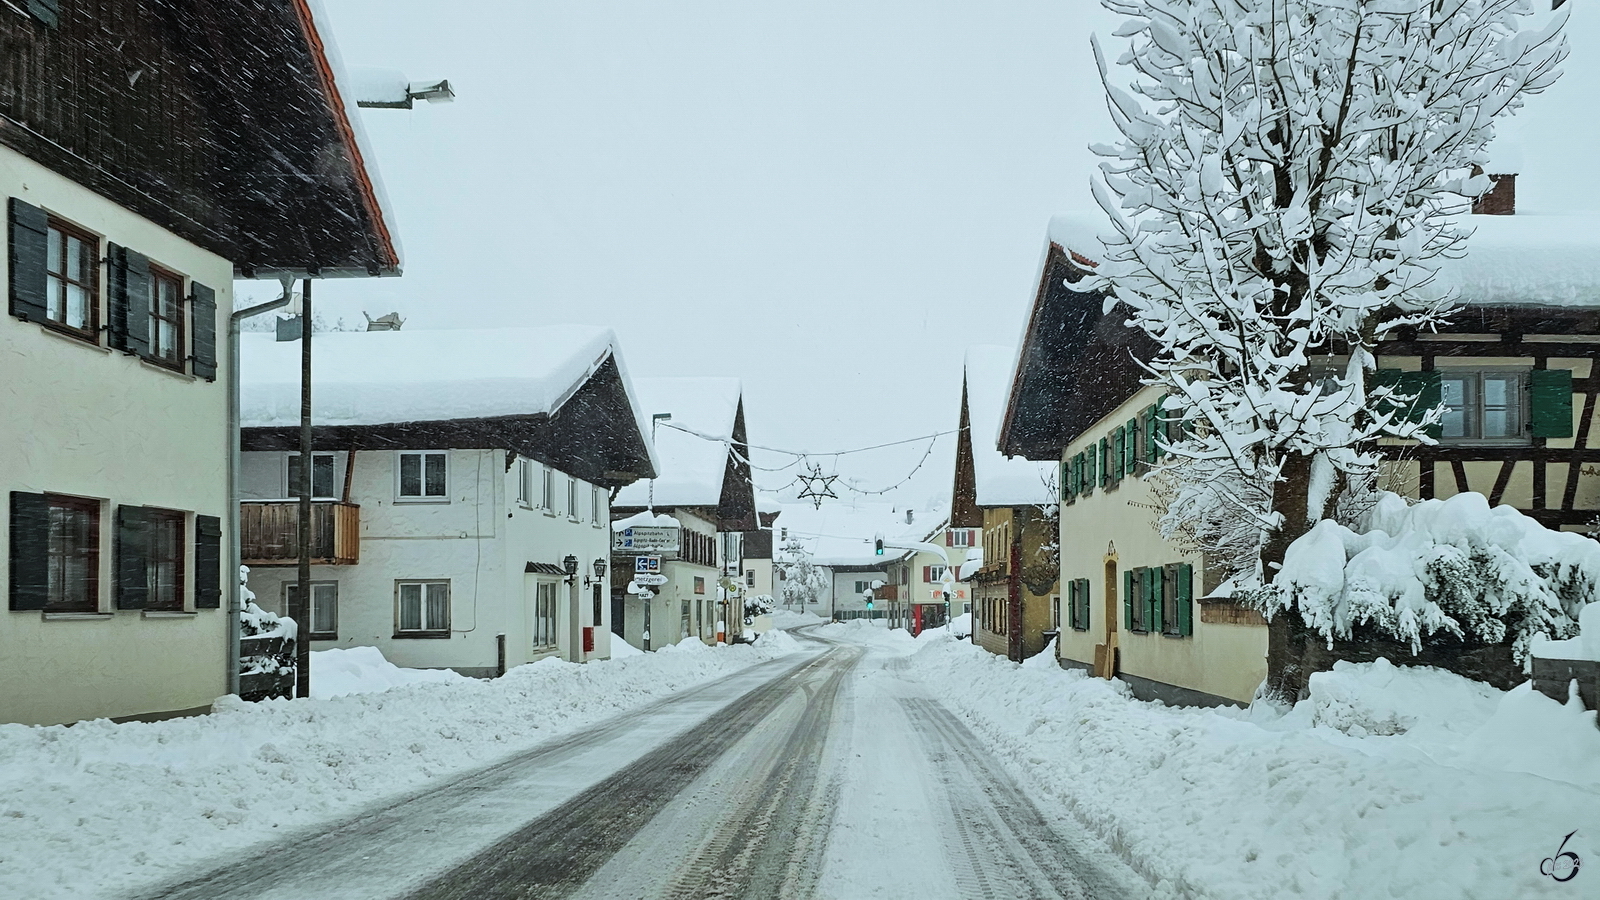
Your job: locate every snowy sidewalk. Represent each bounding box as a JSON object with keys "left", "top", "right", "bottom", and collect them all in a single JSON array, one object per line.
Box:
[
  {"left": 890, "top": 630, "right": 1600, "bottom": 900},
  {"left": 0, "top": 639, "right": 798, "bottom": 900}
]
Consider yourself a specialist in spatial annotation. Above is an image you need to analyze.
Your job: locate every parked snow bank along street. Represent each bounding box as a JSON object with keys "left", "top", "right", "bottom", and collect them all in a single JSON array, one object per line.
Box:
[
  {"left": 0, "top": 642, "right": 802, "bottom": 900},
  {"left": 310, "top": 646, "right": 467, "bottom": 698},
  {"left": 905, "top": 636, "right": 1600, "bottom": 900}
]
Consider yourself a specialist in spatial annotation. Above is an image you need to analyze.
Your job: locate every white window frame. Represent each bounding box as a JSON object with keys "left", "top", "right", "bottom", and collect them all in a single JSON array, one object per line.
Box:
[
  {"left": 285, "top": 452, "right": 339, "bottom": 500},
  {"left": 567, "top": 477, "right": 579, "bottom": 520},
  {"left": 516, "top": 458, "right": 534, "bottom": 508},
  {"left": 541, "top": 466, "right": 555, "bottom": 515},
  {"left": 532, "top": 580, "right": 558, "bottom": 648},
  {"left": 285, "top": 581, "right": 339, "bottom": 638},
  {"left": 395, "top": 580, "right": 450, "bottom": 634},
  {"left": 592, "top": 486, "right": 604, "bottom": 527},
  {"left": 395, "top": 451, "right": 449, "bottom": 502},
  {"left": 927, "top": 565, "right": 948, "bottom": 583},
  {"left": 951, "top": 529, "right": 973, "bottom": 548}
]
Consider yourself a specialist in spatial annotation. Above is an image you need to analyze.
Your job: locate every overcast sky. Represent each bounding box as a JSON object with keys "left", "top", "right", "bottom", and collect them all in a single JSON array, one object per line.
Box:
[{"left": 258, "top": 1, "right": 1599, "bottom": 517}]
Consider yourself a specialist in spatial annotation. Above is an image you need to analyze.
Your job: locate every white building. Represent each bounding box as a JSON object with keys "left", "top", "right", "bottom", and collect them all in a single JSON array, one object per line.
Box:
[
  {"left": 611, "top": 377, "right": 756, "bottom": 650},
  {"left": 238, "top": 328, "right": 655, "bottom": 675},
  {"left": 1, "top": 3, "right": 399, "bottom": 725}
]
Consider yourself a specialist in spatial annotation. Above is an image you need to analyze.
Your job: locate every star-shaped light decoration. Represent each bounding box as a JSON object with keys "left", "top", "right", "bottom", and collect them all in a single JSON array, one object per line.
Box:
[{"left": 796, "top": 464, "right": 839, "bottom": 509}]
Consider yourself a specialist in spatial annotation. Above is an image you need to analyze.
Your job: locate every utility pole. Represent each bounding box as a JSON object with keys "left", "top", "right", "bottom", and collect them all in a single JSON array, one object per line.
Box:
[{"left": 294, "top": 278, "right": 313, "bottom": 699}]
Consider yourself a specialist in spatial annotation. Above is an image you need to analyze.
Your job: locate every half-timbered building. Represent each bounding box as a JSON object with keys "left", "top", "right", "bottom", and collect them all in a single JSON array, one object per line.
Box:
[{"left": 2, "top": 1, "right": 399, "bottom": 724}]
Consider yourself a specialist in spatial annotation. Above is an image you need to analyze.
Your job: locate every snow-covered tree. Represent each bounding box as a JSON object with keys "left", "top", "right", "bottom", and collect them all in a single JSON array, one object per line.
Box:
[
  {"left": 778, "top": 540, "right": 828, "bottom": 611},
  {"left": 1085, "top": 0, "right": 1567, "bottom": 694}
]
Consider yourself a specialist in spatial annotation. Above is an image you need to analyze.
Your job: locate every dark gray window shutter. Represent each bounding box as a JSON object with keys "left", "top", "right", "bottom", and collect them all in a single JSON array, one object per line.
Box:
[
  {"left": 9, "top": 492, "right": 50, "bottom": 610},
  {"left": 1530, "top": 369, "right": 1574, "bottom": 438},
  {"left": 115, "top": 505, "right": 150, "bottom": 610},
  {"left": 1176, "top": 562, "right": 1194, "bottom": 636},
  {"left": 108, "top": 244, "right": 152, "bottom": 357},
  {"left": 8, "top": 198, "right": 49, "bottom": 323},
  {"left": 26, "top": 0, "right": 60, "bottom": 29},
  {"left": 190, "top": 282, "right": 218, "bottom": 381},
  {"left": 195, "top": 515, "right": 222, "bottom": 608}
]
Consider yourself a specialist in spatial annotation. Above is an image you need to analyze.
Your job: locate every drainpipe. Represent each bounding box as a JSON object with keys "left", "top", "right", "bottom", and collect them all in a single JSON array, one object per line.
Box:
[{"left": 227, "top": 279, "right": 295, "bottom": 695}]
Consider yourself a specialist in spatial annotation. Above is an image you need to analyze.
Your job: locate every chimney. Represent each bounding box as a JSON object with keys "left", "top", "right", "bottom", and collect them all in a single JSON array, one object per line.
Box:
[{"left": 1471, "top": 165, "right": 1516, "bottom": 215}]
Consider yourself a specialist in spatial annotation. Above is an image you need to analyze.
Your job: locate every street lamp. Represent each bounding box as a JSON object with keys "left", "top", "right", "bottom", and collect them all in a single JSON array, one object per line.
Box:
[
  {"left": 562, "top": 554, "right": 579, "bottom": 583},
  {"left": 593, "top": 557, "right": 607, "bottom": 579}
]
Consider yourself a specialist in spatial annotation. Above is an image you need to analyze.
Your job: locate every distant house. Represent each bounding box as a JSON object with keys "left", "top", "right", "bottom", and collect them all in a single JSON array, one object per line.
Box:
[
  {"left": 877, "top": 521, "right": 974, "bottom": 634},
  {"left": 610, "top": 378, "right": 755, "bottom": 650},
  {"left": 238, "top": 328, "right": 655, "bottom": 675},
  {"left": 1, "top": 2, "right": 399, "bottom": 725},
  {"left": 776, "top": 500, "right": 955, "bottom": 624},
  {"left": 740, "top": 497, "right": 783, "bottom": 601},
  {"left": 955, "top": 346, "right": 1060, "bottom": 662}
]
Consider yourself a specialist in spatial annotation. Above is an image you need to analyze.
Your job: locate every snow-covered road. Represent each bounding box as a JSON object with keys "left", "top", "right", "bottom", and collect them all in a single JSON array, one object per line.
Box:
[{"left": 133, "top": 629, "right": 1146, "bottom": 900}]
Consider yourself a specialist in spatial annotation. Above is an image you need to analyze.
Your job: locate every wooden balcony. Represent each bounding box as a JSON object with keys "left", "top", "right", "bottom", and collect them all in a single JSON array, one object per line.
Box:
[{"left": 240, "top": 500, "right": 360, "bottom": 566}]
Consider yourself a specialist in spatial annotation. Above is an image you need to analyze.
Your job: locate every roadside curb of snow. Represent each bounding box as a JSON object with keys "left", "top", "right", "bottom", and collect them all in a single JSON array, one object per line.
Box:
[
  {"left": 0, "top": 643, "right": 798, "bottom": 900},
  {"left": 904, "top": 638, "right": 1600, "bottom": 900}
]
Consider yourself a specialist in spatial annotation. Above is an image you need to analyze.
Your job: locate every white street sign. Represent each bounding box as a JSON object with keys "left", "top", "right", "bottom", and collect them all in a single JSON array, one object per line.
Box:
[
  {"left": 613, "top": 526, "right": 680, "bottom": 553},
  {"left": 633, "top": 573, "right": 668, "bottom": 586}
]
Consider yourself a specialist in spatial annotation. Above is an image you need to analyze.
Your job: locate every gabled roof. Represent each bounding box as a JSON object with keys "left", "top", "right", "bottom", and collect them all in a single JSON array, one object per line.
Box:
[
  {"left": 959, "top": 345, "right": 1061, "bottom": 506},
  {"left": 0, "top": 0, "right": 399, "bottom": 277},
  {"left": 612, "top": 377, "right": 756, "bottom": 529},
  {"left": 239, "top": 327, "right": 655, "bottom": 487}
]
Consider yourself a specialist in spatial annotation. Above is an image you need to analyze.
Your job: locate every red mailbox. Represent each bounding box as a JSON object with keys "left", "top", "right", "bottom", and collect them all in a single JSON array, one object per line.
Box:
[{"left": 582, "top": 626, "right": 595, "bottom": 654}]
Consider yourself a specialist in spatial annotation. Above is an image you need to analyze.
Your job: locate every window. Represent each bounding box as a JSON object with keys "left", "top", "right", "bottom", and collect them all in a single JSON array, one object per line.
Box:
[
  {"left": 147, "top": 266, "right": 184, "bottom": 368},
  {"left": 285, "top": 582, "right": 338, "bottom": 639},
  {"left": 396, "top": 581, "right": 450, "bottom": 634},
  {"left": 517, "top": 458, "right": 534, "bottom": 506},
  {"left": 925, "top": 565, "right": 948, "bottom": 583},
  {"left": 287, "top": 453, "right": 338, "bottom": 499},
  {"left": 532, "top": 581, "right": 558, "bottom": 647},
  {"left": 567, "top": 477, "right": 579, "bottom": 518},
  {"left": 541, "top": 466, "right": 554, "bottom": 511},
  {"left": 694, "top": 576, "right": 706, "bottom": 595},
  {"left": 1052, "top": 595, "right": 1061, "bottom": 632},
  {"left": 398, "top": 451, "right": 448, "bottom": 500},
  {"left": 746, "top": 569, "right": 755, "bottom": 587},
  {"left": 950, "top": 529, "right": 973, "bottom": 547},
  {"left": 1124, "top": 565, "right": 1193, "bottom": 637},
  {"left": 45, "top": 219, "right": 99, "bottom": 338},
  {"left": 143, "top": 509, "right": 185, "bottom": 611},
  {"left": 1068, "top": 578, "right": 1091, "bottom": 631},
  {"left": 45, "top": 495, "right": 100, "bottom": 612},
  {"left": 1440, "top": 370, "right": 1527, "bottom": 443},
  {"left": 592, "top": 486, "right": 603, "bottom": 524}
]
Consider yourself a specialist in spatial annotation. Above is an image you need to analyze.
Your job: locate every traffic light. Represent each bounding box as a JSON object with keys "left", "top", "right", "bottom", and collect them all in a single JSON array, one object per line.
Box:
[
  {"left": 874, "top": 535, "right": 884, "bottom": 555},
  {"left": 866, "top": 598, "right": 874, "bottom": 610}
]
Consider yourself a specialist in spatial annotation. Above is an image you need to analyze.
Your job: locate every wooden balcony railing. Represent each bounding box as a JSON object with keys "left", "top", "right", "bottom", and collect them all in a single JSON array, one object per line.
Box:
[{"left": 240, "top": 500, "right": 360, "bottom": 566}]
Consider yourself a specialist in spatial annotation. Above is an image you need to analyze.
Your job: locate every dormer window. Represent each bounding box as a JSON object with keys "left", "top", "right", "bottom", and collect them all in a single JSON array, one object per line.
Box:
[{"left": 45, "top": 219, "right": 100, "bottom": 341}]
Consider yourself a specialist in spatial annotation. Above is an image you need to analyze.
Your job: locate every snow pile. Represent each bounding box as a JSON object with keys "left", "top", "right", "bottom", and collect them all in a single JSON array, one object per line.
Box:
[
  {"left": 754, "top": 629, "right": 802, "bottom": 652},
  {"left": 0, "top": 642, "right": 790, "bottom": 900},
  {"left": 1299, "top": 657, "right": 1501, "bottom": 740},
  {"left": 766, "top": 609, "right": 826, "bottom": 629},
  {"left": 904, "top": 639, "right": 1600, "bottom": 900},
  {"left": 1020, "top": 637, "right": 1058, "bottom": 669},
  {"left": 948, "top": 611, "right": 972, "bottom": 639},
  {"left": 1534, "top": 600, "right": 1600, "bottom": 661},
  {"left": 610, "top": 635, "right": 644, "bottom": 658},
  {"left": 1268, "top": 491, "right": 1599, "bottom": 660},
  {"left": 309, "top": 646, "right": 466, "bottom": 699},
  {"left": 657, "top": 635, "right": 712, "bottom": 654}
]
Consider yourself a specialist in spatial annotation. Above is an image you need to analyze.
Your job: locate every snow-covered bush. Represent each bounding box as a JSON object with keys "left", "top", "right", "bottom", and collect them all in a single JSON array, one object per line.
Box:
[
  {"left": 743, "top": 593, "right": 775, "bottom": 619},
  {"left": 1263, "top": 492, "right": 1599, "bottom": 664},
  {"left": 238, "top": 566, "right": 295, "bottom": 680}
]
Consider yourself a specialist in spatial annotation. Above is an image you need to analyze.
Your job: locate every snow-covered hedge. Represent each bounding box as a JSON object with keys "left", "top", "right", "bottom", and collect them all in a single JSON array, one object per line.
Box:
[{"left": 1262, "top": 492, "right": 1600, "bottom": 663}]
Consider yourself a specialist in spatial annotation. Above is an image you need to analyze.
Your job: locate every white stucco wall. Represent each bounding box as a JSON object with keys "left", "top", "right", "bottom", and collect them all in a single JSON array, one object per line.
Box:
[
  {"left": 0, "top": 148, "right": 235, "bottom": 725},
  {"left": 241, "top": 448, "right": 612, "bottom": 675},
  {"left": 1057, "top": 386, "right": 1267, "bottom": 705}
]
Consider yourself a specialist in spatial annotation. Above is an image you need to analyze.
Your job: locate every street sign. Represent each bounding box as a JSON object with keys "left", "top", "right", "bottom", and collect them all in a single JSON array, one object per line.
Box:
[
  {"left": 613, "top": 526, "right": 680, "bottom": 553},
  {"left": 635, "top": 556, "right": 662, "bottom": 574},
  {"left": 633, "top": 573, "right": 668, "bottom": 586}
]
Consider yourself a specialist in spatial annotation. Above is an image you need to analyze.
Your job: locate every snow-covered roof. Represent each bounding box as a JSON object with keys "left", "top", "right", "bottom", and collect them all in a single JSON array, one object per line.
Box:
[
  {"left": 965, "top": 346, "right": 1058, "bottom": 507},
  {"left": 612, "top": 377, "right": 743, "bottom": 510},
  {"left": 756, "top": 494, "right": 784, "bottom": 515},
  {"left": 240, "top": 327, "right": 648, "bottom": 442},
  {"left": 1436, "top": 214, "right": 1600, "bottom": 308}
]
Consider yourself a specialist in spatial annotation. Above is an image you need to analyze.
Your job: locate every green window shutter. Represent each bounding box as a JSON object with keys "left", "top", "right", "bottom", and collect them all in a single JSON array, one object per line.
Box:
[
  {"left": 1143, "top": 405, "right": 1159, "bottom": 462},
  {"left": 1177, "top": 562, "right": 1194, "bottom": 636},
  {"left": 1068, "top": 579, "right": 1079, "bottom": 629},
  {"left": 1124, "top": 418, "right": 1138, "bottom": 474},
  {"left": 8, "top": 198, "right": 49, "bottom": 324},
  {"left": 1151, "top": 564, "right": 1166, "bottom": 634},
  {"left": 1079, "top": 578, "right": 1091, "bottom": 630},
  {"left": 108, "top": 244, "right": 152, "bottom": 357},
  {"left": 1085, "top": 450, "right": 1096, "bottom": 494},
  {"left": 190, "top": 282, "right": 219, "bottom": 381},
  {"left": 1098, "top": 438, "right": 1109, "bottom": 487},
  {"left": 1140, "top": 566, "right": 1152, "bottom": 632},
  {"left": 1123, "top": 569, "right": 1134, "bottom": 631},
  {"left": 1376, "top": 369, "right": 1443, "bottom": 437},
  {"left": 195, "top": 515, "right": 222, "bottom": 608},
  {"left": 1072, "top": 454, "right": 1083, "bottom": 496},
  {"left": 9, "top": 492, "right": 50, "bottom": 610},
  {"left": 115, "top": 505, "right": 150, "bottom": 610},
  {"left": 1061, "top": 459, "right": 1072, "bottom": 503},
  {"left": 1109, "top": 431, "right": 1122, "bottom": 483},
  {"left": 1530, "top": 369, "right": 1575, "bottom": 438}
]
